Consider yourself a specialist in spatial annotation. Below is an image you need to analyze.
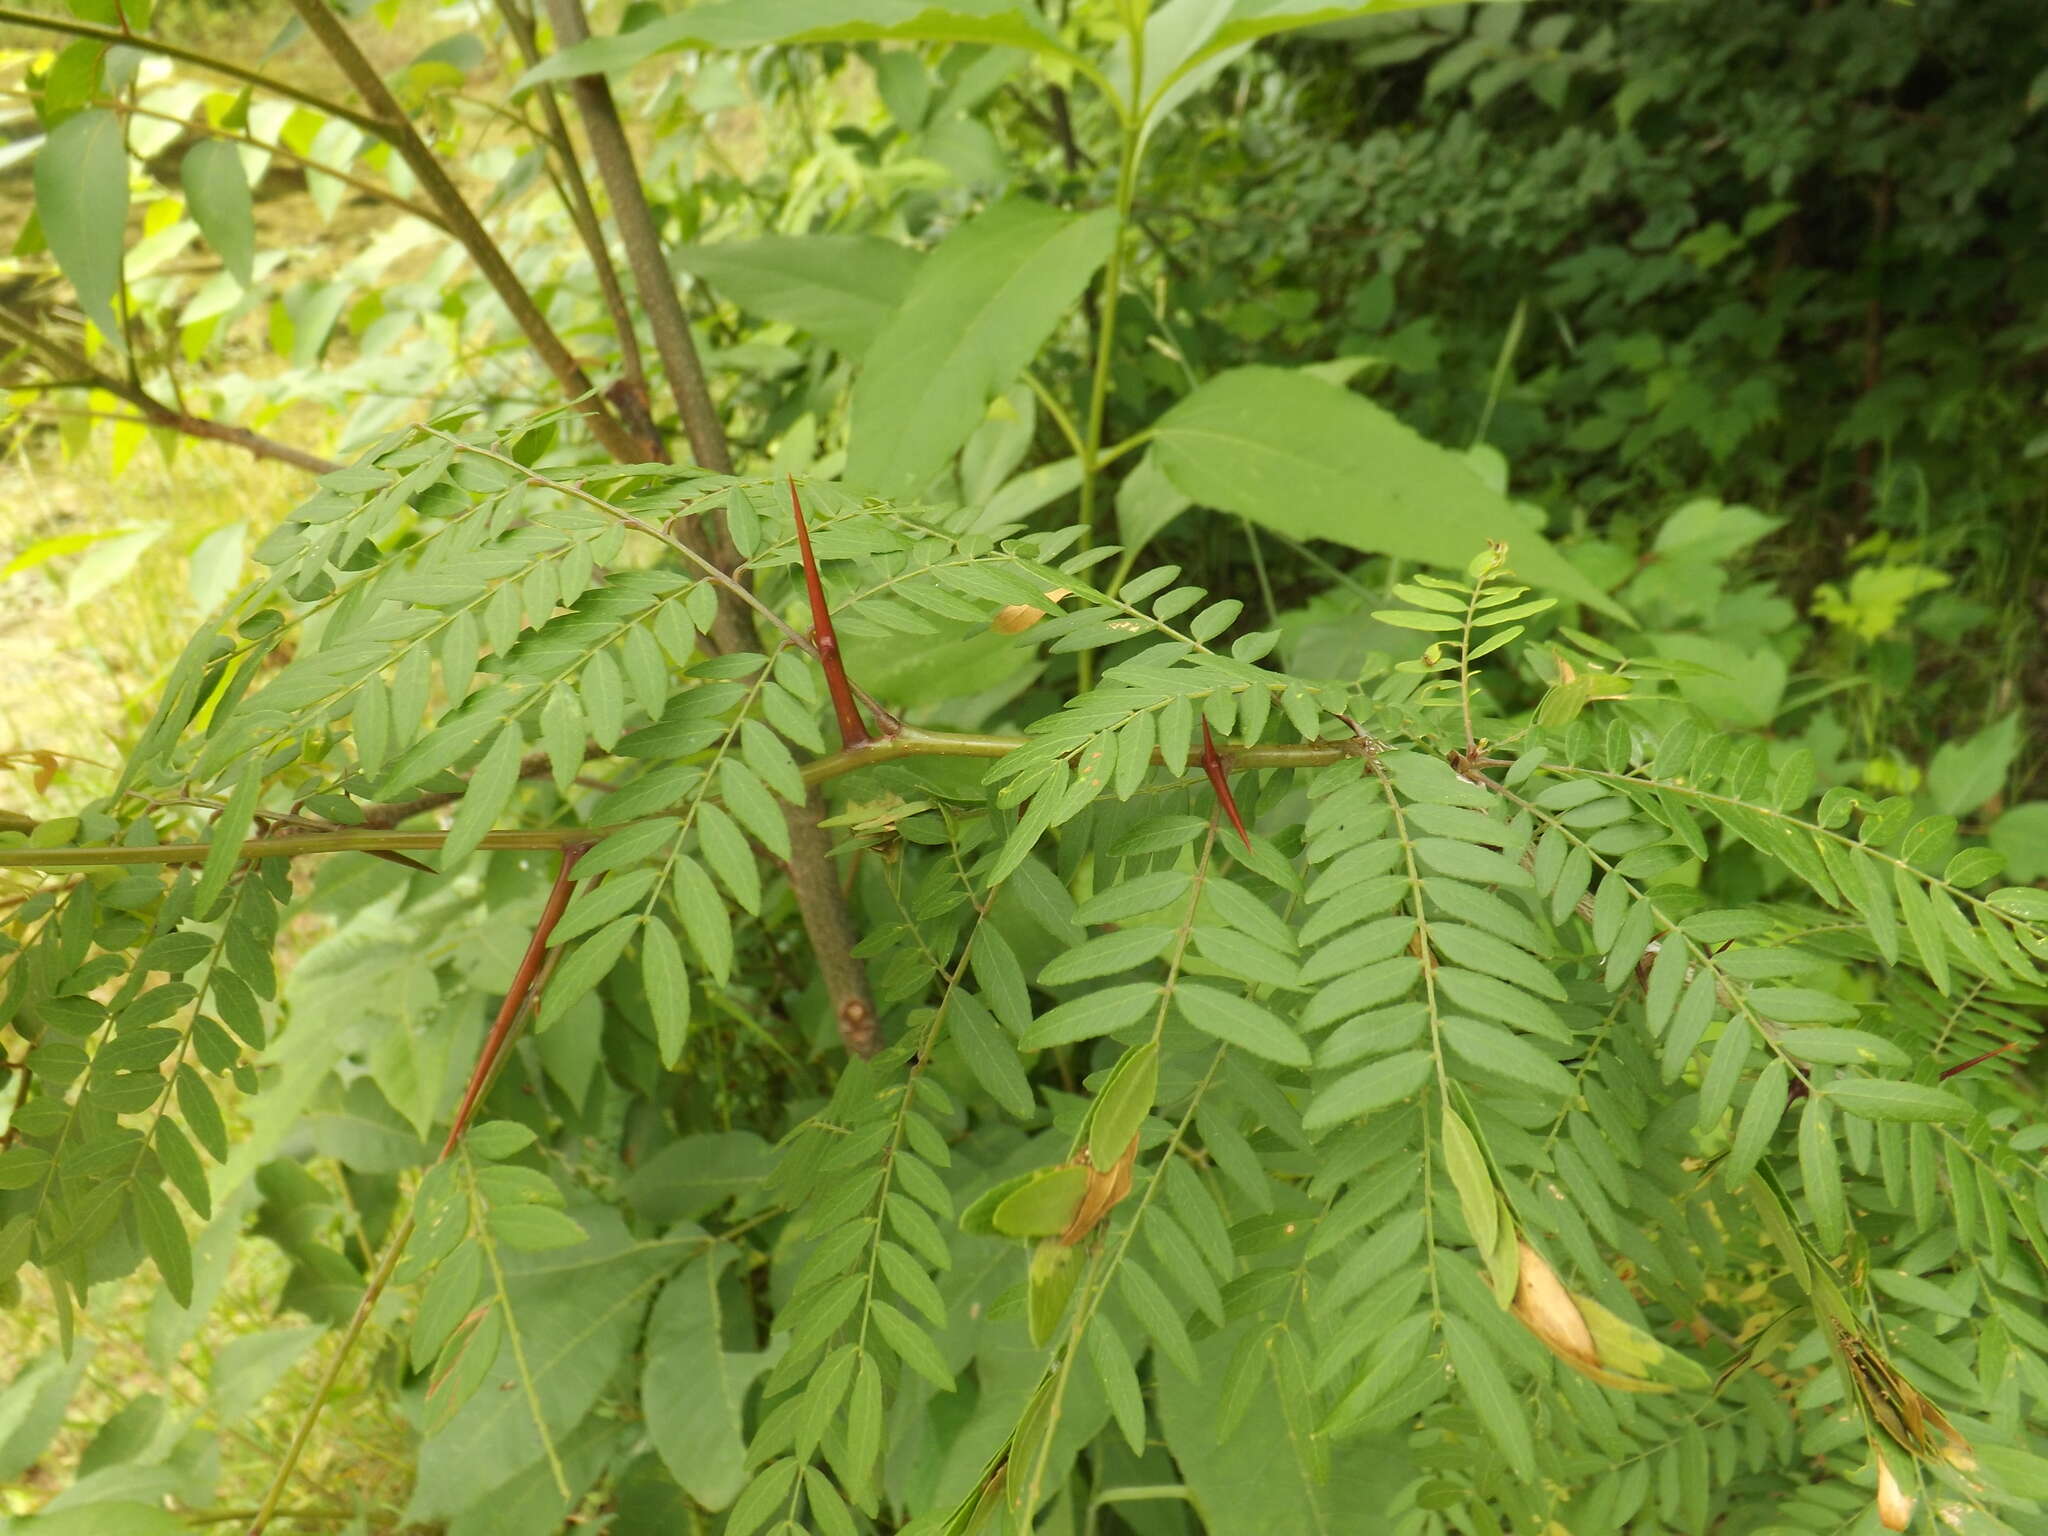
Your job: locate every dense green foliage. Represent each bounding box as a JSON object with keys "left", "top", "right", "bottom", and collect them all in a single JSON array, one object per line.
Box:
[{"left": 2, "top": 2, "right": 2045, "bottom": 1534}]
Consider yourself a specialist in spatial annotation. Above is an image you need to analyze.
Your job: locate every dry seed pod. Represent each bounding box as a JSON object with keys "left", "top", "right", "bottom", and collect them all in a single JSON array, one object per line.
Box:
[
  {"left": 1510, "top": 1240, "right": 1598, "bottom": 1367},
  {"left": 1059, "top": 1134, "right": 1138, "bottom": 1247},
  {"left": 1509, "top": 1241, "right": 1710, "bottom": 1393},
  {"left": 991, "top": 587, "right": 1072, "bottom": 634},
  {"left": 1875, "top": 1451, "right": 1914, "bottom": 1532}
]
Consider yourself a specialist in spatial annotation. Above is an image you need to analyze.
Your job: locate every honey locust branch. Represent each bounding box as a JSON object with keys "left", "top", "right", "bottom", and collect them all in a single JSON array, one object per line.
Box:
[{"left": 0, "top": 734, "right": 1375, "bottom": 870}]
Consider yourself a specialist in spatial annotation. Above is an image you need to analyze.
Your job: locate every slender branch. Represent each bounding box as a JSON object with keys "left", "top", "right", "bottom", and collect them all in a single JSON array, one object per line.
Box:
[
  {"left": 488, "top": 0, "right": 649, "bottom": 405},
  {"left": 0, "top": 306, "right": 340, "bottom": 477},
  {"left": 784, "top": 789, "right": 877, "bottom": 1057},
  {"left": 0, "top": 6, "right": 385, "bottom": 134},
  {"left": 0, "top": 733, "right": 1375, "bottom": 870},
  {"left": 1075, "top": 24, "right": 1147, "bottom": 553},
  {"left": 359, "top": 743, "right": 607, "bottom": 828},
  {"left": 0, "top": 86, "right": 450, "bottom": 232},
  {"left": 539, "top": 0, "right": 741, "bottom": 557},
  {"left": 249, "top": 850, "right": 581, "bottom": 1531},
  {"left": 244, "top": 1207, "right": 416, "bottom": 1536},
  {"left": 534, "top": 0, "right": 746, "bottom": 649},
  {"left": 282, "top": 0, "right": 642, "bottom": 464},
  {"left": 3, "top": 395, "right": 338, "bottom": 477}
]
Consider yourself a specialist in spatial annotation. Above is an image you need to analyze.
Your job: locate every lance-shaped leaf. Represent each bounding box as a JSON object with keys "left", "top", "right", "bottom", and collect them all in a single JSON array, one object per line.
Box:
[
  {"left": 181, "top": 138, "right": 255, "bottom": 287},
  {"left": 1086, "top": 1040, "right": 1158, "bottom": 1169},
  {"left": 516, "top": 0, "right": 1079, "bottom": 92},
  {"left": 1150, "top": 366, "right": 1624, "bottom": 616},
  {"left": 848, "top": 199, "right": 1117, "bottom": 499},
  {"left": 35, "top": 108, "right": 128, "bottom": 346},
  {"left": 643, "top": 1250, "right": 782, "bottom": 1509},
  {"left": 674, "top": 236, "right": 920, "bottom": 356},
  {"left": 1142, "top": 0, "right": 1522, "bottom": 114}
]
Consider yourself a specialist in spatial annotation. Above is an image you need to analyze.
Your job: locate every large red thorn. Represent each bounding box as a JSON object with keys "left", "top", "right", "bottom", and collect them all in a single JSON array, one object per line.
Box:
[
  {"left": 1939, "top": 1040, "right": 2022, "bottom": 1081},
  {"left": 441, "top": 845, "right": 584, "bottom": 1159},
  {"left": 1200, "top": 720, "right": 1252, "bottom": 851},
  {"left": 789, "top": 477, "right": 871, "bottom": 750}
]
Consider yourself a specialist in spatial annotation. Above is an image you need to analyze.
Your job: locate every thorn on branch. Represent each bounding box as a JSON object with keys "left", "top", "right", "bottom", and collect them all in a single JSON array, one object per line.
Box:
[
  {"left": 440, "top": 844, "right": 585, "bottom": 1157},
  {"left": 1200, "top": 721, "right": 1253, "bottom": 851},
  {"left": 789, "top": 477, "right": 871, "bottom": 751},
  {"left": 1938, "top": 1040, "right": 2022, "bottom": 1081}
]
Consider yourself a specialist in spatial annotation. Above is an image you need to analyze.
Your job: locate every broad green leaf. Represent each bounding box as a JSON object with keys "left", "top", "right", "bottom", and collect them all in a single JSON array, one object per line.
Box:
[
  {"left": 675, "top": 236, "right": 921, "bottom": 355},
  {"left": 1174, "top": 982, "right": 1310, "bottom": 1066},
  {"left": 1149, "top": 367, "right": 1622, "bottom": 616},
  {"left": 1303, "top": 1048, "right": 1432, "bottom": 1133},
  {"left": 1928, "top": 711, "right": 2019, "bottom": 818},
  {"left": 440, "top": 723, "right": 523, "bottom": 869},
  {"left": 1116, "top": 447, "right": 1194, "bottom": 552},
  {"left": 1019, "top": 981, "right": 1159, "bottom": 1049},
  {"left": 1159, "top": 0, "right": 1520, "bottom": 107},
  {"left": 192, "top": 759, "right": 262, "bottom": 917},
  {"left": 1823, "top": 1079, "right": 1975, "bottom": 1124},
  {"left": 409, "top": 1212, "right": 679, "bottom": 1521},
  {"left": 516, "top": 0, "right": 1077, "bottom": 91},
  {"left": 35, "top": 108, "right": 129, "bottom": 344},
  {"left": 1723, "top": 1060, "right": 1787, "bottom": 1187},
  {"left": 133, "top": 1181, "right": 193, "bottom": 1308},
  {"left": 537, "top": 916, "right": 639, "bottom": 1027},
  {"left": 847, "top": 199, "right": 1117, "bottom": 499},
  {"left": 1162, "top": 1321, "right": 1418, "bottom": 1532},
  {"left": 644, "top": 1251, "right": 780, "bottom": 1510},
  {"left": 621, "top": 1131, "right": 773, "bottom": 1226},
  {"left": 1444, "top": 1314, "right": 1534, "bottom": 1471},
  {"left": 181, "top": 138, "right": 254, "bottom": 286},
  {"left": 1439, "top": 1107, "right": 1496, "bottom": 1255},
  {"left": 642, "top": 921, "right": 691, "bottom": 1068},
  {"left": 1087, "top": 1040, "right": 1159, "bottom": 1166}
]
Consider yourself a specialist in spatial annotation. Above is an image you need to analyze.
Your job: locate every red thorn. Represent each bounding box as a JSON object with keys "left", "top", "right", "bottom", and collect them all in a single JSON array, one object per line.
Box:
[
  {"left": 1939, "top": 1040, "right": 2021, "bottom": 1082},
  {"left": 789, "top": 477, "right": 870, "bottom": 750},
  {"left": 441, "top": 845, "right": 583, "bottom": 1159},
  {"left": 1200, "top": 720, "right": 1252, "bottom": 851}
]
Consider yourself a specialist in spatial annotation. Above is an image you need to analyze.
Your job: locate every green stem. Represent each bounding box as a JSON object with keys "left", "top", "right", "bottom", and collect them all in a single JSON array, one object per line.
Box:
[
  {"left": 1075, "top": 71, "right": 1146, "bottom": 556},
  {"left": 244, "top": 1211, "right": 416, "bottom": 1536},
  {"left": 0, "top": 736, "right": 1372, "bottom": 870},
  {"left": 1072, "top": 27, "right": 1146, "bottom": 692}
]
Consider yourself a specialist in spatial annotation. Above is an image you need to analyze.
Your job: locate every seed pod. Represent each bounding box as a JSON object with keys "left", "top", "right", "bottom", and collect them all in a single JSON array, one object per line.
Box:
[
  {"left": 1509, "top": 1241, "right": 1710, "bottom": 1393},
  {"left": 1510, "top": 1241, "right": 1598, "bottom": 1367},
  {"left": 1059, "top": 1134, "right": 1139, "bottom": 1247},
  {"left": 991, "top": 587, "right": 1072, "bottom": 634},
  {"left": 1875, "top": 1450, "right": 1914, "bottom": 1532}
]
